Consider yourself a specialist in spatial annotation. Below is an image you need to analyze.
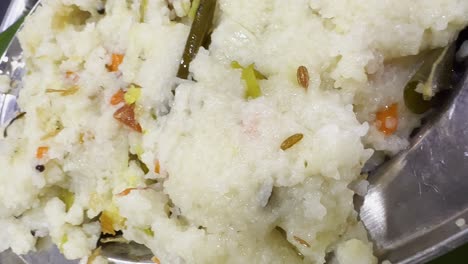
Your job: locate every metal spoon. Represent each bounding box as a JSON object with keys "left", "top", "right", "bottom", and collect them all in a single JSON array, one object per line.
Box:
[{"left": 358, "top": 46, "right": 468, "bottom": 263}]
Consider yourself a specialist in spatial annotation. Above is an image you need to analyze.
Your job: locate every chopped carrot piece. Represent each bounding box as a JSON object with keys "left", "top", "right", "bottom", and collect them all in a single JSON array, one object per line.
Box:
[
  {"left": 113, "top": 104, "right": 142, "bottom": 133},
  {"left": 36, "top": 146, "right": 49, "bottom": 159},
  {"left": 375, "top": 103, "right": 398, "bottom": 136},
  {"left": 110, "top": 89, "right": 126, "bottom": 105},
  {"left": 117, "top": 188, "right": 138, "bottom": 197},
  {"left": 151, "top": 256, "right": 161, "bottom": 264},
  {"left": 107, "top": 54, "right": 124, "bottom": 72},
  {"left": 154, "top": 160, "right": 160, "bottom": 174}
]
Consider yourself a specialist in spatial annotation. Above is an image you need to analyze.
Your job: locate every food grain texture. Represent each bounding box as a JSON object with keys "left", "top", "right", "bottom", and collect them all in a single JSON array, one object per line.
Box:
[{"left": 0, "top": 0, "right": 467, "bottom": 264}]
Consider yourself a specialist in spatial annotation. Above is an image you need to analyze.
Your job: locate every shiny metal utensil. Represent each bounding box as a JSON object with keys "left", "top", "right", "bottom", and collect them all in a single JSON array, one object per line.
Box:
[
  {"left": 1, "top": 1, "right": 468, "bottom": 264},
  {"left": 0, "top": 0, "right": 34, "bottom": 127},
  {"left": 0, "top": 93, "right": 19, "bottom": 127},
  {"left": 0, "top": 0, "right": 37, "bottom": 32},
  {"left": 359, "top": 69, "right": 468, "bottom": 263},
  {"left": 0, "top": 0, "right": 34, "bottom": 128},
  {"left": 99, "top": 242, "right": 153, "bottom": 264}
]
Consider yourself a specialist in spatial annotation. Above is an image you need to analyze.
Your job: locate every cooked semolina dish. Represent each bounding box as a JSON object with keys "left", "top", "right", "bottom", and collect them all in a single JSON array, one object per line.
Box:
[{"left": 0, "top": 0, "right": 467, "bottom": 263}]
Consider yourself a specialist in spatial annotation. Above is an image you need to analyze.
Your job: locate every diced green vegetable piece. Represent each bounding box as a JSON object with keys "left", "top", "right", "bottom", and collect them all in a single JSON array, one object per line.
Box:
[
  {"left": 140, "top": 0, "right": 148, "bottom": 22},
  {"left": 124, "top": 85, "right": 141, "bottom": 105},
  {"left": 231, "top": 61, "right": 243, "bottom": 69},
  {"left": 135, "top": 145, "right": 144, "bottom": 156},
  {"left": 243, "top": 64, "right": 262, "bottom": 99},
  {"left": 231, "top": 61, "right": 266, "bottom": 80},
  {"left": 151, "top": 111, "right": 158, "bottom": 120},
  {"left": 141, "top": 227, "right": 154, "bottom": 237},
  {"left": 231, "top": 61, "right": 265, "bottom": 99},
  {"left": 58, "top": 189, "right": 75, "bottom": 212}
]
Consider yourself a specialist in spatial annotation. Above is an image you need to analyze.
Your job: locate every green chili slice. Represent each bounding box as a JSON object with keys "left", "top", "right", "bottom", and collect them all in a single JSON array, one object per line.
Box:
[{"left": 176, "top": 0, "right": 216, "bottom": 79}]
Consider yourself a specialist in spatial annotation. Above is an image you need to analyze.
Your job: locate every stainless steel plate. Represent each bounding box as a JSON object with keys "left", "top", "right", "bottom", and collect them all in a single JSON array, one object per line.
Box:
[{"left": 1, "top": 0, "right": 468, "bottom": 263}]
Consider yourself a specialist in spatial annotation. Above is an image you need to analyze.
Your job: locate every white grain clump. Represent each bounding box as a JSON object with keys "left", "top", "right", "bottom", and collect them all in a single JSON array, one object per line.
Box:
[{"left": 0, "top": 0, "right": 467, "bottom": 263}]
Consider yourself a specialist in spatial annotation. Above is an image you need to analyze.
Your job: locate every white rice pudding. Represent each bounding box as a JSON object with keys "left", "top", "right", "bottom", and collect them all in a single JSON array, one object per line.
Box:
[{"left": 0, "top": 0, "right": 467, "bottom": 263}]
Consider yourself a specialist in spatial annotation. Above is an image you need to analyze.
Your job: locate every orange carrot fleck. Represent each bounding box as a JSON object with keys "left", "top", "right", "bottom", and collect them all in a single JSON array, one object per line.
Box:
[
  {"left": 113, "top": 104, "right": 142, "bottom": 133},
  {"left": 110, "top": 89, "right": 126, "bottom": 105},
  {"left": 36, "top": 146, "right": 49, "bottom": 159},
  {"left": 375, "top": 103, "right": 398, "bottom": 136},
  {"left": 107, "top": 54, "right": 124, "bottom": 72},
  {"left": 154, "top": 160, "right": 160, "bottom": 174}
]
